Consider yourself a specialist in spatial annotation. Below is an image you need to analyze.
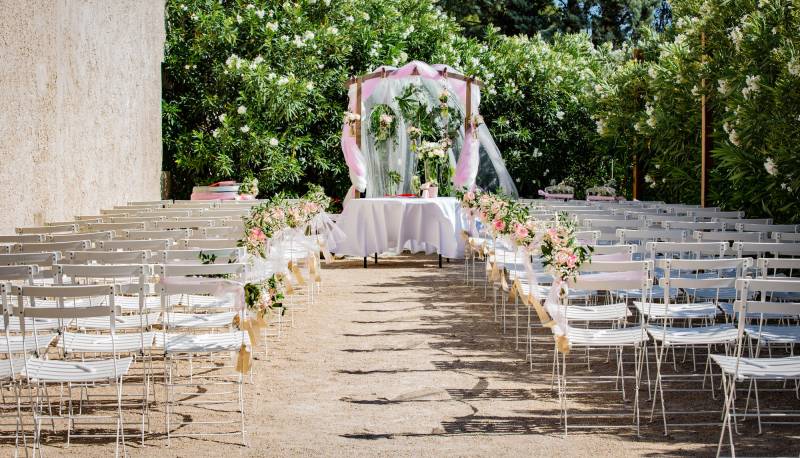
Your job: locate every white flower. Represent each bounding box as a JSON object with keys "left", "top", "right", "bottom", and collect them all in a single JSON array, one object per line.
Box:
[
  {"left": 253, "top": 55, "right": 264, "bottom": 65},
  {"left": 362, "top": 12, "right": 370, "bottom": 20},
  {"left": 691, "top": 85, "right": 700, "bottom": 96},
  {"left": 306, "top": 81, "right": 314, "bottom": 91},
  {"left": 277, "top": 76, "right": 289, "bottom": 85},
  {"left": 328, "top": 26, "right": 338, "bottom": 35},
  {"left": 764, "top": 157, "right": 778, "bottom": 176},
  {"left": 269, "top": 137, "right": 279, "bottom": 146},
  {"left": 255, "top": 9, "right": 265, "bottom": 19},
  {"left": 180, "top": 4, "right": 188, "bottom": 11},
  {"left": 717, "top": 79, "right": 731, "bottom": 95},
  {"left": 729, "top": 26, "right": 743, "bottom": 51},
  {"left": 345, "top": 15, "right": 354, "bottom": 23},
  {"left": 236, "top": 14, "right": 242, "bottom": 24},
  {"left": 184, "top": 64, "right": 190, "bottom": 70},
  {"left": 595, "top": 118, "right": 607, "bottom": 135},
  {"left": 647, "top": 116, "right": 656, "bottom": 128},
  {"left": 555, "top": 110, "right": 564, "bottom": 120},
  {"left": 788, "top": 59, "right": 800, "bottom": 76},
  {"left": 781, "top": 182, "right": 787, "bottom": 190},
  {"left": 266, "top": 22, "right": 278, "bottom": 32},
  {"left": 728, "top": 128, "right": 741, "bottom": 146},
  {"left": 648, "top": 67, "right": 657, "bottom": 79},
  {"left": 532, "top": 148, "right": 542, "bottom": 158},
  {"left": 246, "top": 4, "right": 254, "bottom": 9},
  {"left": 644, "top": 174, "right": 654, "bottom": 184},
  {"left": 293, "top": 35, "right": 305, "bottom": 47},
  {"left": 218, "top": 113, "right": 226, "bottom": 123},
  {"left": 225, "top": 54, "right": 239, "bottom": 67},
  {"left": 303, "top": 31, "right": 315, "bottom": 41},
  {"left": 212, "top": 129, "right": 220, "bottom": 138},
  {"left": 654, "top": 164, "right": 660, "bottom": 169},
  {"left": 398, "top": 51, "right": 408, "bottom": 63},
  {"left": 237, "top": 105, "right": 247, "bottom": 115},
  {"left": 742, "top": 74, "right": 761, "bottom": 99},
  {"left": 240, "top": 125, "right": 250, "bottom": 133}
]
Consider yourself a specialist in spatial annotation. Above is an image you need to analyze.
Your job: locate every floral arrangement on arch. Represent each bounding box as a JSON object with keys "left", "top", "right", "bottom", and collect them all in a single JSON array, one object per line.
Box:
[{"left": 369, "top": 105, "right": 397, "bottom": 143}]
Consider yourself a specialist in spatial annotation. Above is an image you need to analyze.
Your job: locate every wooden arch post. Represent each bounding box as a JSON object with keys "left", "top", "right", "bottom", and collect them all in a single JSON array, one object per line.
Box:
[{"left": 700, "top": 32, "right": 712, "bottom": 207}]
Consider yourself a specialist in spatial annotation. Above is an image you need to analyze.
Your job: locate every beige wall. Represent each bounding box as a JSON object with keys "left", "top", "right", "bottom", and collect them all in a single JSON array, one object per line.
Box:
[{"left": 0, "top": 0, "right": 165, "bottom": 234}]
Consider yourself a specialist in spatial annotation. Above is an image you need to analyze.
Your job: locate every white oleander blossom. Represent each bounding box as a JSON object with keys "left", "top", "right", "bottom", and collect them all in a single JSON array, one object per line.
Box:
[
  {"left": 788, "top": 59, "right": 800, "bottom": 76},
  {"left": 764, "top": 157, "right": 778, "bottom": 176},
  {"left": 269, "top": 137, "right": 279, "bottom": 146},
  {"left": 717, "top": 79, "right": 731, "bottom": 95},
  {"left": 596, "top": 118, "right": 607, "bottom": 135},
  {"left": 532, "top": 148, "right": 542, "bottom": 158},
  {"left": 240, "top": 125, "right": 250, "bottom": 133},
  {"left": 729, "top": 26, "right": 743, "bottom": 51},
  {"left": 237, "top": 105, "right": 247, "bottom": 115},
  {"left": 648, "top": 67, "right": 657, "bottom": 79},
  {"left": 212, "top": 129, "right": 220, "bottom": 138},
  {"left": 218, "top": 113, "right": 226, "bottom": 123},
  {"left": 742, "top": 75, "right": 761, "bottom": 99},
  {"left": 555, "top": 110, "right": 564, "bottom": 120},
  {"left": 253, "top": 55, "right": 264, "bottom": 65},
  {"left": 728, "top": 128, "right": 741, "bottom": 146},
  {"left": 266, "top": 22, "right": 278, "bottom": 32},
  {"left": 255, "top": 9, "right": 265, "bottom": 18}
]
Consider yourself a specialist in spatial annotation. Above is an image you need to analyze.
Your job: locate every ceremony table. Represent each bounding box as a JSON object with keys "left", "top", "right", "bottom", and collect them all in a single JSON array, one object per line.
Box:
[{"left": 334, "top": 197, "right": 465, "bottom": 267}]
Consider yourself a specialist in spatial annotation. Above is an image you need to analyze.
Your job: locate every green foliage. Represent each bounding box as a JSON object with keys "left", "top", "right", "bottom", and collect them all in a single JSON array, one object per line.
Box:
[
  {"left": 163, "top": 0, "right": 461, "bottom": 199},
  {"left": 595, "top": 0, "right": 800, "bottom": 222}
]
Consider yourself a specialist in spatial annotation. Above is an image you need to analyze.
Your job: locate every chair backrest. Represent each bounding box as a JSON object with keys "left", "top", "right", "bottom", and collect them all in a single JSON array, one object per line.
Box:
[
  {"left": 687, "top": 209, "right": 744, "bottom": 219},
  {"left": 0, "top": 252, "right": 59, "bottom": 268},
  {"left": 574, "top": 260, "right": 653, "bottom": 291},
  {"left": 154, "top": 262, "right": 247, "bottom": 281},
  {"left": 48, "top": 231, "right": 113, "bottom": 243},
  {"left": 98, "top": 239, "right": 171, "bottom": 251},
  {"left": 11, "top": 284, "right": 121, "bottom": 361},
  {"left": 181, "top": 238, "right": 240, "bottom": 249},
  {"left": 107, "top": 216, "right": 166, "bottom": 224},
  {"left": 155, "top": 248, "right": 244, "bottom": 264},
  {"left": 0, "top": 265, "right": 38, "bottom": 283},
  {"left": 144, "top": 209, "right": 202, "bottom": 218},
  {"left": 151, "top": 219, "right": 215, "bottom": 230},
  {"left": 714, "top": 217, "right": 772, "bottom": 225},
  {"left": 166, "top": 201, "right": 217, "bottom": 209},
  {"left": 589, "top": 244, "right": 636, "bottom": 257},
  {"left": 646, "top": 241, "right": 728, "bottom": 259},
  {"left": 737, "top": 223, "right": 798, "bottom": 234},
  {"left": 694, "top": 230, "right": 763, "bottom": 243},
  {"left": 574, "top": 231, "right": 600, "bottom": 245},
  {"left": 657, "top": 258, "right": 749, "bottom": 300},
  {"left": 13, "top": 241, "right": 91, "bottom": 253},
  {"left": 774, "top": 232, "right": 800, "bottom": 243},
  {"left": 16, "top": 224, "right": 78, "bottom": 235},
  {"left": 123, "top": 229, "right": 192, "bottom": 241},
  {"left": 734, "top": 279, "right": 800, "bottom": 340},
  {"left": 128, "top": 200, "right": 171, "bottom": 206},
  {"left": 618, "top": 229, "right": 686, "bottom": 244},
  {"left": 663, "top": 221, "right": 725, "bottom": 231},
  {"left": 0, "top": 234, "right": 45, "bottom": 243},
  {"left": 757, "top": 258, "right": 800, "bottom": 279},
  {"left": 583, "top": 219, "right": 643, "bottom": 230},
  {"left": 733, "top": 242, "right": 800, "bottom": 258},
  {"left": 200, "top": 227, "right": 239, "bottom": 239},
  {"left": 87, "top": 222, "right": 146, "bottom": 233},
  {"left": 58, "top": 263, "right": 150, "bottom": 281},
  {"left": 99, "top": 208, "right": 132, "bottom": 215},
  {"left": 67, "top": 250, "right": 148, "bottom": 265}
]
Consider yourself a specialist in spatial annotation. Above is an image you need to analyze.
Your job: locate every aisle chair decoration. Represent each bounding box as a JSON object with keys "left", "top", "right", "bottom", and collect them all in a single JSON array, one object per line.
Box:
[{"left": 539, "top": 214, "right": 593, "bottom": 353}]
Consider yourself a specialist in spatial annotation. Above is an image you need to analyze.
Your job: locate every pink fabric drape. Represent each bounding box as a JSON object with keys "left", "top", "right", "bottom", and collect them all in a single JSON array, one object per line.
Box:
[{"left": 341, "top": 61, "right": 482, "bottom": 197}]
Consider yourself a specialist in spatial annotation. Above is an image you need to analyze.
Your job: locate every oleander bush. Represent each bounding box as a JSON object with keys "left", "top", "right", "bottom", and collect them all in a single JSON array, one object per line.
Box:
[
  {"left": 595, "top": 0, "right": 800, "bottom": 221},
  {"left": 164, "top": 0, "right": 799, "bottom": 221}
]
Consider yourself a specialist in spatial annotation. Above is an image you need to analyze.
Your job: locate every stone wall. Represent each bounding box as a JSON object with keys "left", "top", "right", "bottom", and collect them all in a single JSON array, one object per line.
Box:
[{"left": 0, "top": 0, "right": 165, "bottom": 234}]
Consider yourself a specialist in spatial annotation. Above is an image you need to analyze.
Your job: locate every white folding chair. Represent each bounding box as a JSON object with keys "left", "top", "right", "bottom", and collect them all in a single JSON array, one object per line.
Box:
[
  {"left": 154, "top": 264, "right": 248, "bottom": 446},
  {"left": 712, "top": 279, "right": 800, "bottom": 457},
  {"left": 12, "top": 284, "right": 133, "bottom": 457}
]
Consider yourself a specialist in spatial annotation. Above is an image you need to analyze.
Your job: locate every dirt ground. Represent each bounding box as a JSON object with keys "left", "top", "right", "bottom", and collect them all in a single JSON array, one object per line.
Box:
[{"left": 3, "top": 254, "right": 799, "bottom": 457}]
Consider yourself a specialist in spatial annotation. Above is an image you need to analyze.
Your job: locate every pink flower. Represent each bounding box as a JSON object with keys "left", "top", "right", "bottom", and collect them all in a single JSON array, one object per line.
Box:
[
  {"left": 464, "top": 191, "right": 475, "bottom": 202},
  {"left": 492, "top": 219, "right": 506, "bottom": 232},
  {"left": 513, "top": 223, "right": 529, "bottom": 240},
  {"left": 250, "top": 227, "right": 267, "bottom": 241},
  {"left": 566, "top": 254, "right": 578, "bottom": 269}
]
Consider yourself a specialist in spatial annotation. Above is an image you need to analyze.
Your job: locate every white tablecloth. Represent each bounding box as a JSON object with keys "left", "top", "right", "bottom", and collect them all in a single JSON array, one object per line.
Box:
[{"left": 334, "top": 197, "right": 465, "bottom": 259}]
